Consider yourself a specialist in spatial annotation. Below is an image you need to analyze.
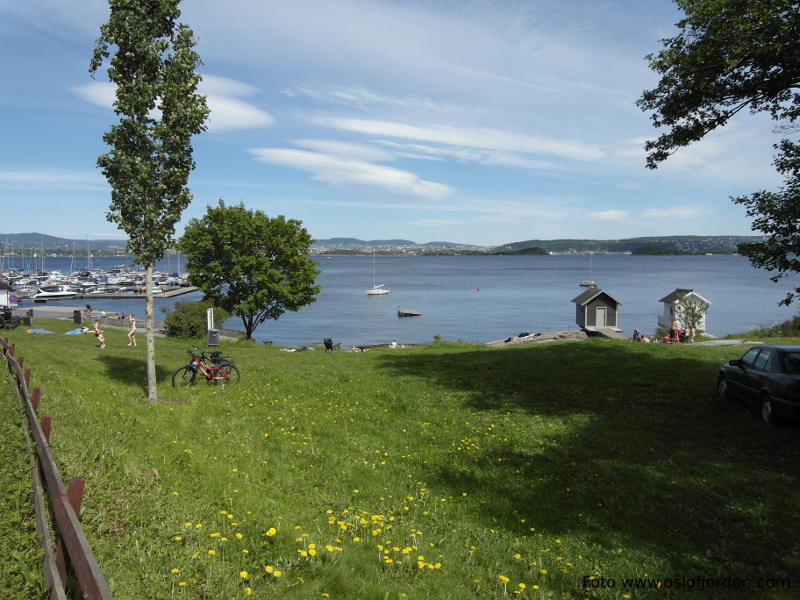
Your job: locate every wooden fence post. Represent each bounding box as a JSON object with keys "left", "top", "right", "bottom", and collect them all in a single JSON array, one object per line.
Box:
[
  {"left": 41, "top": 416, "right": 52, "bottom": 442},
  {"left": 67, "top": 478, "right": 85, "bottom": 516},
  {"left": 31, "top": 387, "right": 41, "bottom": 413},
  {"left": 24, "top": 368, "right": 31, "bottom": 387}
]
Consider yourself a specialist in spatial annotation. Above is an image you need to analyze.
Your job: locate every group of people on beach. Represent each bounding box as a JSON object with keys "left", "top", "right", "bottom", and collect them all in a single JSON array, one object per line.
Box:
[
  {"left": 632, "top": 318, "right": 695, "bottom": 344},
  {"left": 92, "top": 313, "right": 137, "bottom": 349}
]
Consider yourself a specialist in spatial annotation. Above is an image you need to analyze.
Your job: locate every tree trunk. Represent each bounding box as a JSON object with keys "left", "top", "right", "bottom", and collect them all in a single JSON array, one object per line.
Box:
[{"left": 145, "top": 264, "right": 158, "bottom": 403}]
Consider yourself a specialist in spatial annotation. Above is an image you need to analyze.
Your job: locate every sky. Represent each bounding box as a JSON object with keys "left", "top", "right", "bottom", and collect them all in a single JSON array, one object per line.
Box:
[{"left": 0, "top": 0, "right": 785, "bottom": 247}]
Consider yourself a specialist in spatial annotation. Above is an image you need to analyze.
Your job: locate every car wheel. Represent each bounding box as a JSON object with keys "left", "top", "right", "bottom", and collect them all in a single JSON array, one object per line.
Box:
[
  {"left": 761, "top": 394, "right": 775, "bottom": 425},
  {"left": 717, "top": 376, "right": 730, "bottom": 401}
]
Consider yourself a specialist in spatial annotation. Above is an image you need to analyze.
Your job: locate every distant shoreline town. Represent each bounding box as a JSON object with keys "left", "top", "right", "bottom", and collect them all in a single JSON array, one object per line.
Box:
[{"left": 0, "top": 232, "right": 767, "bottom": 258}]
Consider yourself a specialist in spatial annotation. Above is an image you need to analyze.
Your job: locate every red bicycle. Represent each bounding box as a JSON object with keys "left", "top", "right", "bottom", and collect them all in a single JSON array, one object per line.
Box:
[{"left": 171, "top": 347, "right": 240, "bottom": 387}]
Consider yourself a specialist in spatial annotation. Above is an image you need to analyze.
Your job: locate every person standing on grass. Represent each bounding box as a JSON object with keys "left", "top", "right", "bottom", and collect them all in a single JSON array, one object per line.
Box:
[
  {"left": 94, "top": 320, "right": 106, "bottom": 349},
  {"left": 127, "top": 313, "right": 137, "bottom": 347},
  {"left": 670, "top": 317, "right": 681, "bottom": 343}
]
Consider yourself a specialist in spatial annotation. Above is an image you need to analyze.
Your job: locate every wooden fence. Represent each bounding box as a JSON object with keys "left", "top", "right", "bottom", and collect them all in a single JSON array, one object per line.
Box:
[{"left": 1, "top": 337, "right": 112, "bottom": 600}]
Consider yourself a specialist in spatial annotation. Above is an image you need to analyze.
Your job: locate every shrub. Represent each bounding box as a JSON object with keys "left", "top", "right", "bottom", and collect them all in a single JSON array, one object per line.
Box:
[
  {"left": 745, "top": 313, "right": 800, "bottom": 337},
  {"left": 162, "top": 300, "right": 229, "bottom": 338}
]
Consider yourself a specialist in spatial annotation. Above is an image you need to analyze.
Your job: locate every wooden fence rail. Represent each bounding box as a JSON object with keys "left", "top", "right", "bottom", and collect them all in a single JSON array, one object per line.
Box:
[{"left": 1, "top": 336, "right": 112, "bottom": 600}]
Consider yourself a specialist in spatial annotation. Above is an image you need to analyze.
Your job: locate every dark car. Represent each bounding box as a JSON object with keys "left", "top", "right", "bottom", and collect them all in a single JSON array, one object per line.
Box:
[{"left": 717, "top": 345, "right": 800, "bottom": 424}]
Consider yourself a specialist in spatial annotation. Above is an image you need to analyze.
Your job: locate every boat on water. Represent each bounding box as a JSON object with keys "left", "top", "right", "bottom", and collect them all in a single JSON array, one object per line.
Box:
[
  {"left": 366, "top": 251, "right": 390, "bottom": 296},
  {"left": 579, "top": 252, "right": 597, "bottom": 287},
  {"left": 397, "top": 309, "right": 421, "bottom": 317},
  {"left": 33, "top": 285, "right": 77, "bottom": 302}
]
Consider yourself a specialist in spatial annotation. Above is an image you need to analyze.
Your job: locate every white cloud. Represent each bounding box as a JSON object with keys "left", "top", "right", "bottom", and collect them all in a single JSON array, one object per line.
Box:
[
  {"left": 473, "top": 215, "right": 523, "bottom": 224},
  {"left": 205, "top": 95, "right": 273, "bottom": 131},
  {"left": 319, "top": 117, "right": 605, "bottom": 162},
  {"left": 70, "top": 75, "right": 274, "bottom": 132},
  {"left": 0, "top": 168, "right": 105, "bottom": 190},
  {"left": 291, "top": 139, "right": 394, "bottom": 162},
  {"left": 639, "top": 207, "right": 709, "bottom": 220},
  {"left": 248, "top": 148, "right": 452, "bottom": 200},
  {"left": 411, "top": 218, "right": 466, "bottom": 227},
  {"left": 585, "top": 210, "right": 630, "bottom": 221},
  {"left": 374, "top": 140, "right": 555, "bottom": 170},
  {"left": 615, "top": 181, "right": 643, "bottom": 191},
  {"left": 284, "top": 86, "right": 464, "bottom": 113},
  {"left": 71, "top": 81, "right": 115, "bottom": 108}
]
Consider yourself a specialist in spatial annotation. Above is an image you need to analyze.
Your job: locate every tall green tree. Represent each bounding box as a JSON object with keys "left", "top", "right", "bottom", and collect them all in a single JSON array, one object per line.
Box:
[
  {"left": 178, "top": 201, "right": 321, "bottom": 340},
  {"left": 638, "top": 0, "right": 800, "bottom": 303},
  {"left": 90, "top": 0, "right": 209, "bottom": 402}
]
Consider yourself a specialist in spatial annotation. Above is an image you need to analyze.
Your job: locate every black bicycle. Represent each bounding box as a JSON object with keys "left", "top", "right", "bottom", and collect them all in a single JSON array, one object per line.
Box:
[{"left": 171, "top": 347, "right": 240, "bottom": 387}]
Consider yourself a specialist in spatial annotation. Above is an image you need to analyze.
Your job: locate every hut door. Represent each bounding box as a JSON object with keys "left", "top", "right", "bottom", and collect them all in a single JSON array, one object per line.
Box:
[{"left": 596, "top": 307, "right": 607, "bottom": 327}]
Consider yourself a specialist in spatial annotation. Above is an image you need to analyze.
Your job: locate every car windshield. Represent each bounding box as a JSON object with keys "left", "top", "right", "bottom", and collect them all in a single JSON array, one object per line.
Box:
[{"left": 782, "top": 351, "right": 800, "bottom": 374}]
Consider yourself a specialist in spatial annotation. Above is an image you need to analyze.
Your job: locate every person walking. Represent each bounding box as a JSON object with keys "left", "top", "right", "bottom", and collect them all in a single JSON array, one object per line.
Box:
[
  {"left": 127, "top": 313, "right": 137, "bottom": 346},
  {"left": 94, "top": 320, "right": 106, "bottom": 349}
]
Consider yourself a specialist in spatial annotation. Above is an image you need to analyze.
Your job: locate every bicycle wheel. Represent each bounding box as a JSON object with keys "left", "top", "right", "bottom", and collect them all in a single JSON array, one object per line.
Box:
[
  {"left": 172, "top": 366, "right": 196, "bottom": 387},
  {"left": 216, "top": 364, "right": 240, "bottom": 386}
]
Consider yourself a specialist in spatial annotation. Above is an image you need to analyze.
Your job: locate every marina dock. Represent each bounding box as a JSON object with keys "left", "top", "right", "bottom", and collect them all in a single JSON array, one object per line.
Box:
[{"left": 34, "top": 286, "right": 198, "bottom": 301}]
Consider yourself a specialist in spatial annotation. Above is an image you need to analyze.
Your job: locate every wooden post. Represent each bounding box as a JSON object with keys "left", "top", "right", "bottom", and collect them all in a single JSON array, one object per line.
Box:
[
  {"left": 17, "top": 356, "right": 24, "bottom": 371},
  {"left": 24, "top": 368, "right": 31, "bottom": 387},
  {"left": 41, "top": 416, "right": 52, "bottom": 442},
  {"left": 67, "top": 478, "right": 85, "bottom": 516},
  {"left": 31, "top": 387, "right": 41, "bottom": 413},
  {"left": 7, "top": 343, "right": 14, "bottom": 357}
]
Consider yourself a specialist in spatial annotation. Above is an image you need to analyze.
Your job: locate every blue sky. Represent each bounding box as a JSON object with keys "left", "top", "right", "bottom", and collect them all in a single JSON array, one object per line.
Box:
[{"left": 0, "top": 0, "right": 783, "bottom": 246}]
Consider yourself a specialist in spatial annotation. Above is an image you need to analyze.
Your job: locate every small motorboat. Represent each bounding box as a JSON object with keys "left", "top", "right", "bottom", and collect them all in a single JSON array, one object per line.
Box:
[{"left": 397, "top": 309, "right": 421, "bottom": 317}]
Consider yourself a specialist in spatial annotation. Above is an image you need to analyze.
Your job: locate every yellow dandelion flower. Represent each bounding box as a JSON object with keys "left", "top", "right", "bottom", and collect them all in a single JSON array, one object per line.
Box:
[
  {"left": 518, "top": 583, "right": 526, "bottom": 589},
  {"left": 532, "top": 585, "right": 539, "bottom": 590},
  {"left": 540, "top": 569, "right": 548, "bottom": 575},
  {"left": 210, "top": 532, "right": 221, "bottom": 538},
  {"left": 195, "top": 523, "right": 203, "bottom": 528},
  {"left": 265, "top": 565, "right": 274, "bottom": 573},
  {"left": 235, "top": 533, "right": 244, "bottom": 540},
  {"left": 266, "top": 528, "right": 277, "bottom": 536},
  {"left": 178, "top": 581, "right": 187, "bottom": 587},
  {"left": 245, "top": 588, "right": 253, "bottom": 595},
  {"left": 273, "top": 571, "right": 282, "bottom": 577},
  {"left": 174, "top": 536, "right": 183, "bottom": 541},
  {"left": 240, "top": 571, "right": 248, "bottom": 578},
  {"left": 170, "top": 568, "right": 180, "bottom": 574},
  {"left": 207, "top": 549, "right": 216, "bottom": 555},
  {"left": 498, "top": 575, "right": 510, "bottom": 583},
  {"left": 513, "top": 553, "right": 522, "bottom": 559},
  {"left": 298, "top": 550, "right": 308, "bottom": 557},
  {"left": 309, "top": 548, "right": 318, "bottom": 556}
]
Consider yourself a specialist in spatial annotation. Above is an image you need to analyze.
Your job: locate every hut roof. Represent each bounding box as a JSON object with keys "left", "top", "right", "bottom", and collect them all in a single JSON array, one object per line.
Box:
[
  {"left": 659, "top": 288, "right": 711, "bottom": 305},
  {"left": 571, "top": 288, "right": 622, "bottom": 306}
]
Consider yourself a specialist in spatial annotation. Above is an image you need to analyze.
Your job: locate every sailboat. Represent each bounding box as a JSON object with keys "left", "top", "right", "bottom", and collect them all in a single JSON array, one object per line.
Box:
[
  {"left": 365, "top": 251, "right": 389, "bottom": 296},
  {"left": 579, "top": 251, "right": 597, "bottom": 287}
]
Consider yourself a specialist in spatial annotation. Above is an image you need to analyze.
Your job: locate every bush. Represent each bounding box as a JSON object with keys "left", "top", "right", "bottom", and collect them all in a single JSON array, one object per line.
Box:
[
  {"left": 162, "top": 300, "right": 230, "bottom": 338},
  {"left": 745, "top": 313, "right": 800, "bottom": 337}
]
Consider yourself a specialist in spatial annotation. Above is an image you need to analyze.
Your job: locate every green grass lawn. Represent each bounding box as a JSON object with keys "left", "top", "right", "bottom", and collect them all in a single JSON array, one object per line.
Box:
[
  {"left": 1, "top": 364, "right": 46, "bottom": 599},
  {"left": 3, "top": 319, "right": 800, "bottom": 599}
]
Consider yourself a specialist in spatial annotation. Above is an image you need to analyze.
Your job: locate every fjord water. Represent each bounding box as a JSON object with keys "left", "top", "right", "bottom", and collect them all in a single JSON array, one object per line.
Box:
[{"left": 18, "top": 254, "right": 795, "bottom": 346}]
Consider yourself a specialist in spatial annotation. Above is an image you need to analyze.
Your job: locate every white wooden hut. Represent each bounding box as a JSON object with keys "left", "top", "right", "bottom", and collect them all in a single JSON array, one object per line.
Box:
[{"left": 658, "top": 288, "right": 710, "bottom": 332}]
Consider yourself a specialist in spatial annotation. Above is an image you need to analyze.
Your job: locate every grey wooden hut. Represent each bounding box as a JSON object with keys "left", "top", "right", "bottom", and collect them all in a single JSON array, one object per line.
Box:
[{"left": 571, "top": 288, "right": 623, "bottom": 335}]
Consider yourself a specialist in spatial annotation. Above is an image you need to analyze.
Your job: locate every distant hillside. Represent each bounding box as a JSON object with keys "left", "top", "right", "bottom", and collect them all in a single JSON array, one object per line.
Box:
[
  {"left": 1, "top": 233, "right": 128, "bottom": 253},
  {"left": 311, "top": 237, "right": 483, "bottom": 251},
  {"left": 492, "top": 235, "right": 767, "bottom": 255}
]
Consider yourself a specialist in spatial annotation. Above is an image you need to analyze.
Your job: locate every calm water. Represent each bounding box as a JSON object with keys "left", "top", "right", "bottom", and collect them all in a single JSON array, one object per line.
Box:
[{"left": 7, "top": 254, "right": 797, "bottom": 346}]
